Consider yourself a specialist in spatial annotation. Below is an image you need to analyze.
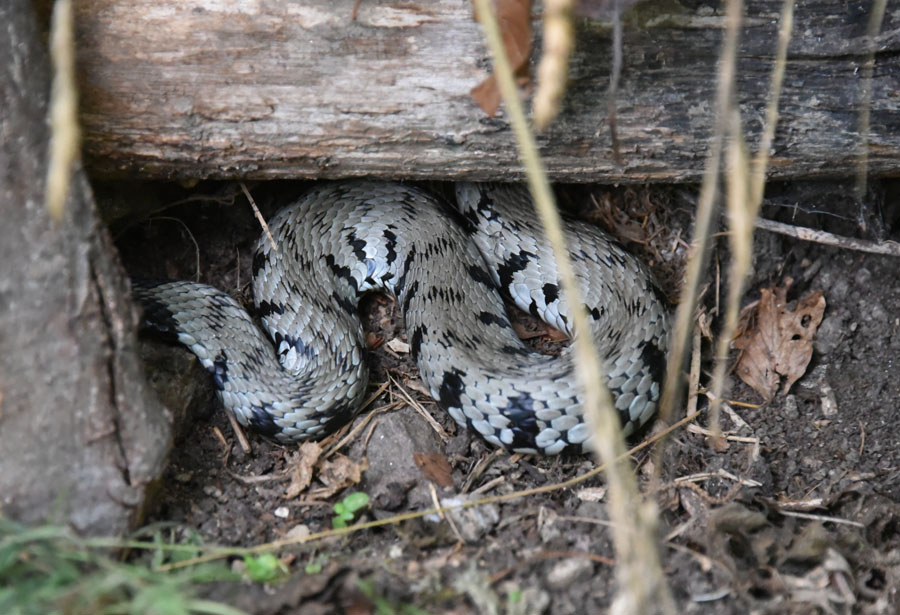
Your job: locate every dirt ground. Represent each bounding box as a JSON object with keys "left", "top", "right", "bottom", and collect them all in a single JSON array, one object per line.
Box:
[{"left": 107, "top": 179, "right": 900, "bottom": 615}]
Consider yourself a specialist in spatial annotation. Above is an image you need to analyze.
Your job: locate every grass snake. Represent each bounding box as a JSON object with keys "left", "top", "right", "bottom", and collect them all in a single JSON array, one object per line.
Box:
[{"left": 133, "top": 182, "right": 670, "bottom": 455}]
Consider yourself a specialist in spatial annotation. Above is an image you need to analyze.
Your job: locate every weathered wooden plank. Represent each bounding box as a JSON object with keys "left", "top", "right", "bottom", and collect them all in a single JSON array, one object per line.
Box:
[{"left": 76, "top": 0, "right": 900, "bottom": 182}]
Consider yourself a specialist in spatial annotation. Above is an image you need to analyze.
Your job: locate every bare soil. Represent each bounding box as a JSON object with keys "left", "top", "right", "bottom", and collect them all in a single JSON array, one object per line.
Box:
[{"left": 108, "top": 179, "right": 900, "bottom": 615}]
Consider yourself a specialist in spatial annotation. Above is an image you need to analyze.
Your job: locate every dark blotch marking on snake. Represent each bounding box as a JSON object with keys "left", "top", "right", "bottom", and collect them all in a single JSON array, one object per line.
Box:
[
  {"left": 134, "top": 291, "right": 181, "bottom": 344},
  {"left": 501, "top": 393, "right": 538, "bottom": 450},
  {"left": 211, "top": 352, "right": 229, "bottom": 390},
  {"left": 247, "top": 402, "right": 281, "bottom": 437},
  {"left": 273, "top": 331, "right": 315, "bottom": 362},
  {"left": 401, "top": 280, "right": 419, "bottom": 314},
  {"left": 466, "top": 264, "right": 495, "bottom": 290},
  {"left": 542, "top": 283, "right": 559, "bottom": 305},
  {"left": 478, "top": 311, "right": 511, "bottom": 328},
  {"left": 409, "top": 325, "right": 425, "bottom": 361},
  {"left": 325, "top": 254, "right": 359, "bottom": 292},
  {"left": 382, "top": 229, "right": 398, "bottom": 265},
  {"left": 319, "top": 401, "right": 358, "bottom": 436},
  {"left": 251, "top": 251, "right": 267, "bottom": 277},
  {"left": 394, "top": 249, "right": 416, "bottom": 295},
  {"left": 496, "top": 249, "right": 534, "bottom": 291},
  {"left": 256, "top": 300, "right": 285, "bottom": 318},
  {"left": 501, "top": 344, "right": 531, "bottom": 357},
  {"left": 438, "top": 369, "right": 466, "bottom": 410},
  {"left": 348, "top": 234, "right": 367, "bottom": 261},
  {"left": 639, "top": 340, "right": 667, "bottom": 396},
  {"left": 331, "top": 290, "right": 356, "bottom": 315}
]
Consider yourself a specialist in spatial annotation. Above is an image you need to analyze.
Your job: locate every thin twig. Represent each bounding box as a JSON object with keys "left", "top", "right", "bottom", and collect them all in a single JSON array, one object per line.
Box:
[
  {"left": 673, "top": 469, "right": 761, "bottom": 488},
  {"left": 389, "top": 375, "right": 451, "bottom": 441},
  {"left": 777, "top": 510, "right": 865, "bottom": 528},
  {"left": 470, "top": 476, "right": 506, "bottom": 496},
  {"left": 225, "top": 411, "right": 252, "bottom": 454},
  {"left": 685, "top": 327, "right": 702, "bottom": 419},
  {"left": 755, "top": 217, "right": 900, "bottom": 256},
  {"left": 240, "top": 182, "right": 277, "bottom": 253}
]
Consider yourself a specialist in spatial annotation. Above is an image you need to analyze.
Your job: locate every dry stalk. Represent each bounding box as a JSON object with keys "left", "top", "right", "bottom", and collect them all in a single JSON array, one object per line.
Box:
[
  {"left": 46, "top": 0, "right": 79, "bottom": 221},
  {"left": 533, "top": 0, "right": 574, "bottom": 130},
  {"left": 707, "top": 0, "right": 795, "bottom": 440},
  {"left": 472, "top": 0, "right": 673, "bottom": 611},
  {"left": 656, "top": 0, "right": 743, "bottom": 433}
]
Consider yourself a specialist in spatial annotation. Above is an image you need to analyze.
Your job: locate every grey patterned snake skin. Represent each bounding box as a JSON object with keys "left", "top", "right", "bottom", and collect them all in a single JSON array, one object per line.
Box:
[{"left": 133, "top": 182, "right": 669, "bottom": 455}]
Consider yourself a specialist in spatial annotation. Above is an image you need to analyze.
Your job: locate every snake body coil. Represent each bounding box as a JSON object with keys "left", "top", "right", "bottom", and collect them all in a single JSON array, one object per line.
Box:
[{"left": 134, "top": 182, "right": 669, "bottom": 455}]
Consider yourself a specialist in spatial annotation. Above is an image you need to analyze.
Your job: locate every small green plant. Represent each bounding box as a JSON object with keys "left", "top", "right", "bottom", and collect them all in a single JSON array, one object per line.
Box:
[
  {"left": 242, "top": 553, "right": 289, "bottom": 583},
  {"left": 332, "top": 492, "right": 370, "bottom": 529}
]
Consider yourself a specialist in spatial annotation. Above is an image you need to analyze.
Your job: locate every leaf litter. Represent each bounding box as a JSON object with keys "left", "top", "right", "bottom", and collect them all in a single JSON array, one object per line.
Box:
[{"left": 732, "top": 278, "right": 826, "bottom": 401}]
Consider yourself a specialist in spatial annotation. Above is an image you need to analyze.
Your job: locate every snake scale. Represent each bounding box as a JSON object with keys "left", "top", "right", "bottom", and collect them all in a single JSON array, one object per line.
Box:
[{"left": 133, "top": 182, "right": 670, "bottom": 455}]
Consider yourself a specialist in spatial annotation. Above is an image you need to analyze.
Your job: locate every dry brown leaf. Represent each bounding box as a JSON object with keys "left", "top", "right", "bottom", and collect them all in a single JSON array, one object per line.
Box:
[
  {"left": 413, "top": 452, "right": 454, "bottom": 488},
  {"left": 732, "top": 278, "right": 826, "bottom": 401},
  {"left": 309, "top": 453, "right": 369, "bottom": 500},
  {"left": 471, "top": 0, "right": 533, "bottom": 116},
  {"left": 284, "top": 441, "right": 323, "bottom": 499}
]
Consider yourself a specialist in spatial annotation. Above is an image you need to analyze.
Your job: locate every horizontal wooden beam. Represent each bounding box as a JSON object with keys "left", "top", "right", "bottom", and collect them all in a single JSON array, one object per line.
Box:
[{"left": 76, "top": 0, "right": 900, "bottom": 182}]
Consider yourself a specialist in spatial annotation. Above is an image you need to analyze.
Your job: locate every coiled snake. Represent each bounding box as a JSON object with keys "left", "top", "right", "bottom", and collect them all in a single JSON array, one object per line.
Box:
[{"left": 133, "top": 182, "right": 669, "bottom": 455}]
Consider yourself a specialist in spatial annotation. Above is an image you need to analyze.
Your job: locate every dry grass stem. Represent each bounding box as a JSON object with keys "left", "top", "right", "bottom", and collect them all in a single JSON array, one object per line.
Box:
[
  {"left": 46, "top": 0, "right": 79, "bottom": 221},
  {"left": 470, "top": 476, "right": 506, "bottom": 495},
  {"left": 533, "top": 0, "right": 574, "bottom": 130},
  {"left": 708, "top": 0, "right": 794, "bottom": 440},
  {"left": 461, "top": 448, "right": 503, "bottom": 494},
  {"left": 473, "top": 1, "right": 674, "bottom": 610},
  {"left": 656, "top": 0, "right": 743, "bottom": 431},
  {"left": 652, "top": 0, "right": 744, "bottom": 491},
  {"left": 708, "top": 110, "right": 751, "bottom": 445}
]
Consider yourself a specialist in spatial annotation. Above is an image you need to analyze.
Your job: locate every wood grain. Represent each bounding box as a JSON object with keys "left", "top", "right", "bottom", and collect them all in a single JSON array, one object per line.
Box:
[{"left": 75, "top": 0, "right": 900, "bottom": 181}]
